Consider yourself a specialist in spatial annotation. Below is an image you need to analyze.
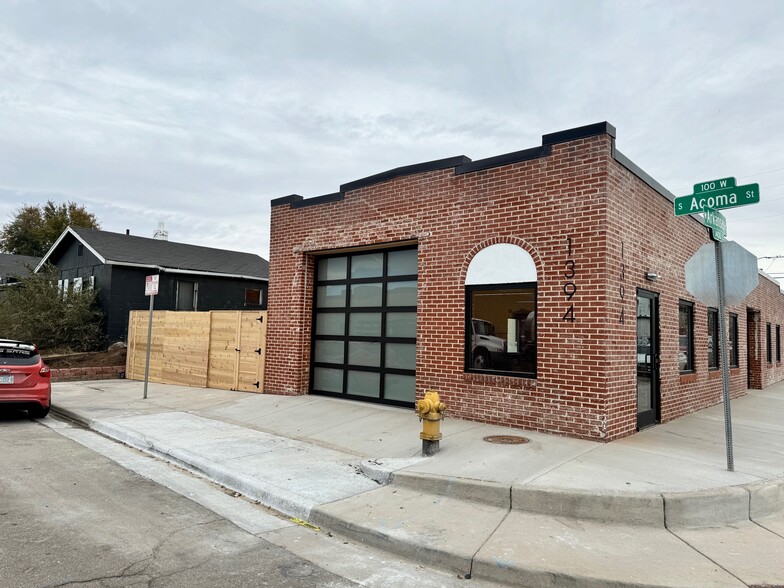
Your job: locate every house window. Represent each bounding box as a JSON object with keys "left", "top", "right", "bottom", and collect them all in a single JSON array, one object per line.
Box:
[
  {"left": 728, "top": 313, "right": 739, "bottom": 368},
  {"left": 777, "top": 325, "right": 781, "bottom": 363},
  {"left": 245, "top": 288, "right": 262, "bottom": 306},
  {"left": 77, "top": 244, "right": 84, "bottom": 256},
  {"left": 465, "top": 244, "right": 537, "bottom": 377},
  {"left": 767, "top": 323, "right": 772, "bottom": 364},
  {"left": 678, "top": 301, "right": 694, "bottom": 373},
  {"left": 707, "top": 309, "right": 719, "bottom": 369},
  {"left": 176, "top": 281, "right": 198, "bottom": 311}
]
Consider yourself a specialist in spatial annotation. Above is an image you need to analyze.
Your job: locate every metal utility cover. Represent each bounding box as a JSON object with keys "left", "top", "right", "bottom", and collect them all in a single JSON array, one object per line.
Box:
[{"left": 685, "top": 241, "right": 759, "bottom": 306}]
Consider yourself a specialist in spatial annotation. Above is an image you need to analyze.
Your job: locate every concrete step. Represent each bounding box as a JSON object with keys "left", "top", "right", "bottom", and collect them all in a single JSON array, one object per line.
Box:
[{"left": 311, "top": 485, "right": 753, "bottom": 587}]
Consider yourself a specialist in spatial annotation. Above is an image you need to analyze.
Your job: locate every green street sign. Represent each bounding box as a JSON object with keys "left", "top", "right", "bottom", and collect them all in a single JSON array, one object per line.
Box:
[
  {"left": 674, "top": 183, "right": 760, "bottom": 216},
  {"left": 694, "top": 177, "right": 735, "bottom": 194},
  {"left": 703, "top": 207, "right": 726, "bottom": 241}
]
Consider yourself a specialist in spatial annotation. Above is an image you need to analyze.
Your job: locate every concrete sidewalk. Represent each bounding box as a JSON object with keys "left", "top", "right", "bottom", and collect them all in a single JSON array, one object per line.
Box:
[{"left": 51, "top": 380, "right": 784, "bottom": 587}]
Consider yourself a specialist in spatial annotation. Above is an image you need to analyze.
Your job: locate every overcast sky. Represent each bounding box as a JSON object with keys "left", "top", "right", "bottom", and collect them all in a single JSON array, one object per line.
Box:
[{"left": 1, "top": 0, "right": 783, "bottom": 278}]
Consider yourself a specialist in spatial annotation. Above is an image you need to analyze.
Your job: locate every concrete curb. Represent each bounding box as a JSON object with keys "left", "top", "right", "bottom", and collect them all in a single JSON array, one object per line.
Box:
[
  {"left": 60, "top": 411, "right": 316, "bottom": 521},
  {"left": 391, "top": 471, "right": 511, "bottom": 509},
  {"left": 512, "top": 485, "right": 666, "bottom": 526}
]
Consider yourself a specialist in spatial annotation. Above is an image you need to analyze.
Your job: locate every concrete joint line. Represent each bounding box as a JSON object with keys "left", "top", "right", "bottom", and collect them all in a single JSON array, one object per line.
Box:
[
  {"left": 666, "top": 527, "right": 748, "bottom": 587},
  {"left": 467, "top": 504, "right": 513, "bottom": 581}
]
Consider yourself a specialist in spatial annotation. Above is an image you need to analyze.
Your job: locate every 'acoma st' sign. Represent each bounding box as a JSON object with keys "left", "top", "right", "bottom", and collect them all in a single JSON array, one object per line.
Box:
[{"left": 674, "top": 177, "right": 760, "bottom": 216}]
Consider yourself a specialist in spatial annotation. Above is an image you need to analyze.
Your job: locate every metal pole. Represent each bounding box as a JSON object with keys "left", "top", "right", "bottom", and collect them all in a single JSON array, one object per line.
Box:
[
  {"left": 715, "top": 239, "right": 734, "bottom": 471},
  {"left": 143, "top": 293, "right": 155, "bottom": 400}
]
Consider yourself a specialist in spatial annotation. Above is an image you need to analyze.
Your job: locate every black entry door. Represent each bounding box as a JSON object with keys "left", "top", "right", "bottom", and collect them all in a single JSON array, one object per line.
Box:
[{"left": 636, "top": 290, "right": 660, "bottom": 429}]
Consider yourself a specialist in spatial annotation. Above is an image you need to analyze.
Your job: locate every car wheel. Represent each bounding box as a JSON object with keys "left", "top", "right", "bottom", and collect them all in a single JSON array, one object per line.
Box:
[
  {"left": 473, "top": 349, "right": 489, "bottom": 369},
  {"left": 28, "top": 405, "right": 50, "bottom": 419}
]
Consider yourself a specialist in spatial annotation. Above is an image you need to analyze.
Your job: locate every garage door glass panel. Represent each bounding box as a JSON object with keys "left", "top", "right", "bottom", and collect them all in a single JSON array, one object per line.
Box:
[
  {"left": 319, "top": 257, "right": 347, "bottom": 281},
  {"left": 385, "top": 374, "right": 415, "bottom": 402},
  {"left": 349, "top": 313, "right": 382, "bottom": 336},
  {"left": 351, "top": 253, "right": 383, "bottom": 278},
  {"left": 316, "top": 313, "right": 345, "bottom": 336},
  {"left": 347, "top": 371, "right": 380, "bottom": 397},
  {"left": 312, "top": 246, "right": 416, "bottom": 407},
  {"left": 387, "top": 281, "right": 417, "bottom": 306},
  {"left": 388, "top": 250, "right": 417, "bottom": 276},
  {"left": 386, "top": 343, "right": 415, "bottom": 370},
  {"left": 317, "top": 285, "right": 346, "bottom": 308},
  {"left": 314, "top": 340, "right": 344, "bottom": 364},
  {"left": 314, "top": 368, "right": 343, "bottom": 393},
  {"left": 349, "top": 342, "right": 381, "bottom": 367},
  {"left": 386, "top": 312, "right": 416, "bottom": 338},
  {"left": 350, "top": 283, "right": 382, "bottom": 307}
]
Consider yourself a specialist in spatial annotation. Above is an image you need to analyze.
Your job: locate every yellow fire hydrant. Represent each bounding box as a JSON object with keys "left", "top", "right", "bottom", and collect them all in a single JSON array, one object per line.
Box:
[{"left": 416, "top": 390, "right": 446, "bottom": 456}]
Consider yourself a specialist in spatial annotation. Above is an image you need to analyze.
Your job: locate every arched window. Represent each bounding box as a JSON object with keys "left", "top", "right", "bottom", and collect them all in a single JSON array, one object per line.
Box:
[{"left": 466, "top": 244, "right": 537, "bottom": 377}]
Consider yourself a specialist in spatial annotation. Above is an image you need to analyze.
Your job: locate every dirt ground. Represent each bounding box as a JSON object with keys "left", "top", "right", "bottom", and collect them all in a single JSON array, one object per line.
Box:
[{"left": 44, "top": 346, "right": 127, "bottom": 369}]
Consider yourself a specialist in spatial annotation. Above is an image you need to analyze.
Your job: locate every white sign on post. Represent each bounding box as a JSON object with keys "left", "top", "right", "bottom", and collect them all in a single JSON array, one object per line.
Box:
[
  {"left": 145, "top": 274, "right": 159, "bottom": 296},
  {"left": 143, "top": 274, "right": 158, "bottom": 399}
]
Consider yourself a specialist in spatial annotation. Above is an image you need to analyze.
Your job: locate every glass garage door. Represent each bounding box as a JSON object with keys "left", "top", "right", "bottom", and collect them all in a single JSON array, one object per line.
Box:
[{"left": 311, "top": 246, "right": 417, "bottom": 406}]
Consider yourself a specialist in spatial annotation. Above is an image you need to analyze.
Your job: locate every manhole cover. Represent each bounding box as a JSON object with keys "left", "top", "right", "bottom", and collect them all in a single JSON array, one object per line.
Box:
[{"left": 483, "top": 435, "right": 530, "bottom": 445}]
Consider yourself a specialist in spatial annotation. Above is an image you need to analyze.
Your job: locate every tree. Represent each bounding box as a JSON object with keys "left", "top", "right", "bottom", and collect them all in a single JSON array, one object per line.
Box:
[
  {"left": 0, "top": 265, "right": 104, "bottom": 352},
  {"left": 0, "top": 200, "right": 100, "bottom": 257}
]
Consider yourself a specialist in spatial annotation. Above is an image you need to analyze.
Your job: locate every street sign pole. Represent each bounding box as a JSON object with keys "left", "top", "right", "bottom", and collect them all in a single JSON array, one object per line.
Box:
[
  {"left": 143, "top": 274, "right": 159, "bottom": 400},
  {"left": 143, "top": 292, "right": 154, "bottom": 400},
  {"left": 680, "top": 175, "right": 761, "bottom": 471},
  {"left": 714, "top": 239, "right": 734, "bottom": 471}
]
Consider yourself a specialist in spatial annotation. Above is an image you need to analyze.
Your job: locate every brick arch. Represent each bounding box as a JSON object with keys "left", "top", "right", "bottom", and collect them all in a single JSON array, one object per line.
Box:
[{"left": 459, "top": 236, "right": 544, "bottom": 287}]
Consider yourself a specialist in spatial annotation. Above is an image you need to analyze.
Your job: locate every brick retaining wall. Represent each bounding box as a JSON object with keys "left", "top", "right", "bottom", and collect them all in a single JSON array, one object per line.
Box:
[{"left": 51, "top": 366, "right": 125, "bottom": 382}]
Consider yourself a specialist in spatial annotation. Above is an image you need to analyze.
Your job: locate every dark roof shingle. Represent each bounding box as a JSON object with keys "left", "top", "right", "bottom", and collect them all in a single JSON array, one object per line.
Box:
[{"left": 71, "top": 227, "right": 267, "bottom": 279}]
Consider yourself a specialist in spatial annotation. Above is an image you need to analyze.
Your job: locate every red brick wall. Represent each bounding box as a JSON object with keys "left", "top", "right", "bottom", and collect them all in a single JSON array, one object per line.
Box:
[
  {"left": 268, "top": 134, "right": 615, "bottom": 440},
  {"left": 267, "top": 128, "right": 784, "bottom": 441}
]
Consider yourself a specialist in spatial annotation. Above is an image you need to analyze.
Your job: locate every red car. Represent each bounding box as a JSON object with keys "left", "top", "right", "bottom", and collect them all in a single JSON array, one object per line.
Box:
[{"left": 0, "top": 339, "right": 51, "bottom": 418}]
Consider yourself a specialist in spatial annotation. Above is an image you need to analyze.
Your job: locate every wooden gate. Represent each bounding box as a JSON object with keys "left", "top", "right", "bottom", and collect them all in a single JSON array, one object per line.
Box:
[{"left": 126, "top": 310, "right": 266, "bottom": 392}]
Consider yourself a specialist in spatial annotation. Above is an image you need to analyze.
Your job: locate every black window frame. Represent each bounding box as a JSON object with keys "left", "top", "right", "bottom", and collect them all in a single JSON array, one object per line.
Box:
[
  {"left": 777, "top": 325, "right": 781, "bottom": 363},
  {"left": 767, "top": 322, "right": 772, "bottom": 364},
  {"left": 465, "top": 282, "right": 537, "bottom": 378},
  {"left": 678, "top": 300, "right": 695, "bottom": 374},
  {"left": 707, "top": 308, "right": 719, "bottom": 370},
  {"left": 309, "top": 245, "right": 417, "bottom": 407},
  {"left": 728, "top": 313, "right": 739, "bottom": 368}
]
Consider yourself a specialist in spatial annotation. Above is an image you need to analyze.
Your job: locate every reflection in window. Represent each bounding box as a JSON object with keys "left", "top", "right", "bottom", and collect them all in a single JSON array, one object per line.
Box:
[
  {"left": 679, "top": 301, "right": 694, "bottom": 373},
  {"left": 466, "top": 286, "right": 536, "bottom": 375},
  {"left": 708, "top": 309, "right": 719, "bottom": 369},
  {"left": 465, "top": 244, "right": 537, "bottom": 377}
]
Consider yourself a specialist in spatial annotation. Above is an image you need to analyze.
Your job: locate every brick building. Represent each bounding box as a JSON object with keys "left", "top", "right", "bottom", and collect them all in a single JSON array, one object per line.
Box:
[{"left": 266, "top": 122, "right": 784, "bottom": 441}]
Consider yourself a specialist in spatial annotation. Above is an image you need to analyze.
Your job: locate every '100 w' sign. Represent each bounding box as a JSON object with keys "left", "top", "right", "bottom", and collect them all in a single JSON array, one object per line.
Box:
[{"left": 674, "top": 177, "right": 759, "bottom": 216}]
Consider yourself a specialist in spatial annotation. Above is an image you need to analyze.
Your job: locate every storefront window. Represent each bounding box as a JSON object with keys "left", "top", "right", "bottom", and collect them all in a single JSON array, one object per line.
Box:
[
  {"left": 467, "top": 285, "right": 536, "bottom": 375},
  {"left": 708, "top": 309, "right": 719, "bottom": 370},
  {"left": 767, "top": 323, "right": 772, "bottom": 364},
  {"left": 728, "top": 313, "right": 739, "bottom": 368},
  {"left": 465, "top": 243, "right": 537, "bottom": 377},
  {"left": 679, "top": 301, "right": 694, "bottom": 373}
]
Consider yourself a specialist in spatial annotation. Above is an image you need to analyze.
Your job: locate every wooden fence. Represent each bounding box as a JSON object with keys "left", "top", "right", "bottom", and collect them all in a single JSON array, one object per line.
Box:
[{"left": 125, "top": 310, "right": 266, "bottom": 392}]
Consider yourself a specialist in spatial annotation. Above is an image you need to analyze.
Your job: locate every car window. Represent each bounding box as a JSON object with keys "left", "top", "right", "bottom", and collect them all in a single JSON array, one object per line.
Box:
[{"left": 0, "top": 348, "right": 40, "bottom": 366}]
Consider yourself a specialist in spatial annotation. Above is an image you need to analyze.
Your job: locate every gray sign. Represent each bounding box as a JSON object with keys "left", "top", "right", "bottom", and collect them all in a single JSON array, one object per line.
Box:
[{"left": 685, "top": 241, "right": 759, "bottom": 306}]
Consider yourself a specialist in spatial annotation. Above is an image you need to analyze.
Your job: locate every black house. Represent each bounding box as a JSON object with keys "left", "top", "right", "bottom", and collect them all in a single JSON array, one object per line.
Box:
[{"left": 36, "top": 226, "right": 268, "bottom": 343}]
